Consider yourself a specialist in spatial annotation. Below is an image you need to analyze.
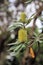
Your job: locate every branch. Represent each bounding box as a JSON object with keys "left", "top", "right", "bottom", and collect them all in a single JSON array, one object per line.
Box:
[{"left": 29, "top": 4, "right": 43, "bottom": 37}]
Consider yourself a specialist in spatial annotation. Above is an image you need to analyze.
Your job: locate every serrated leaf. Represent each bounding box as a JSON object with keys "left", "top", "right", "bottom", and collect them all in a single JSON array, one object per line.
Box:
[
  {"left": 27, "top": 18, "right": 33, "bottom": 24},
  {"left": 39, "top": 33, "right": 43, "bottom": 37},
  {"left": 8, "top": 46, "right": 16, "bottom": 51},
  {"left": 22, "top": 44, "right": 26, "bottom": 49},
  {"left": 8, "top": 41, "right": 20, "bottom": 46},
  {"left": 14, "top": 44, "right": 22, "bottom": 52},
  {"left": 13, "top": 45, "right": 25, "bottom": 57},
  {"left": 39, "top": 41, "right": 43, "bottom": 43},
  {"left": 8, "top": 25, "right": 22, "bottom": 31},
  {"left": 33, "top": 32, "right": 38, "bottom": 37},
  {"left": 25, "top": 0, "right": 32, "bottom": 4},
  {"left": 8, "top": 22, "right": 23, "bottom": 31}
]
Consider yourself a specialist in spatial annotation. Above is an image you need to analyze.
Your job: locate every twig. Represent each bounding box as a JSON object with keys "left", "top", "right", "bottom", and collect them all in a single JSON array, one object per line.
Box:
[
  {"left": 29, "top": 4, "right": 43, "bottom": 37},
  {"left": 21, "top": 4, "right": 43, "bottom": 65}
]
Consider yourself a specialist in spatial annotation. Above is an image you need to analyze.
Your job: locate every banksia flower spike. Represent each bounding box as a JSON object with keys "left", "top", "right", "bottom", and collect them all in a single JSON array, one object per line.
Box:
[{"left": 18, "top": 29, "right": 27, "bottom": 43}]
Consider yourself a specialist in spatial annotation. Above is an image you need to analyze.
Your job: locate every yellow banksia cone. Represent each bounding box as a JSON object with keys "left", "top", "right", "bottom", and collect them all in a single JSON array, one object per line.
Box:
[
  {"left": 20, "top": 12, "right": 26, "bottom": 22},
  {"left": 29, "top": 47, "right": 35, "bottom": 58},
  {"left": 18, "top": 29, "right": 27, "bottom": 43}
]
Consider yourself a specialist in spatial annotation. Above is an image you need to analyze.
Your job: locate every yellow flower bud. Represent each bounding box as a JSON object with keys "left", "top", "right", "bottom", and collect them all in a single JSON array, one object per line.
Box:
[
  {"left": 29, "top": 47, "right": 35, "bottom": 58},
  {"left": 20, "top": 12, "right": 26, "bottom": 22},
  {"left": 18, "top": 29, "right": 27, "bottom": 43}
]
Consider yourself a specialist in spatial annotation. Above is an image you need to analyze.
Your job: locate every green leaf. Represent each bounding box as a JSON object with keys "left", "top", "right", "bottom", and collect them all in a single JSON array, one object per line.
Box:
[
  {"left": 8, "top": 22, "right": 23, "bottom": 31},
  {"left": 14, "top": 44, "right": 22, "bottom": 52},
  {"left": 39, "top": 17, "right": 43, "bottom": 21},
  {"left": 27, "top": 18, "right": 33, "bottom": 24},
  {"left": 14, "top": 45, "right": 25, "bottom": 57},
  {"left": 34, "top": 27, "right": 39, "bottom": 35},
  {"left": 39, "top": 41, "right": 43, "bottom": 44},
  {"left": 8, "top": 46, "right": 16, "bottom": 51},
  {"left": 25, "top": 0, "right": 32, "bottom": 4},
  {"left": 8, "top": 41, "right": 20, "bottom": 46},
  {"left": 33, "top": 32, "right": 38, "bottom": 37}
]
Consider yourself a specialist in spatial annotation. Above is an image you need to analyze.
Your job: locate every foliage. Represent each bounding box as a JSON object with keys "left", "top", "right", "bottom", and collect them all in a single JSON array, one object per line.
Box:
[{"left": 7, "top": 12, "right": 43, "bottom": 62}]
